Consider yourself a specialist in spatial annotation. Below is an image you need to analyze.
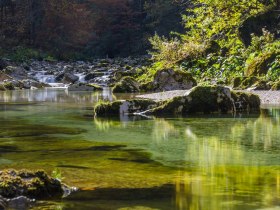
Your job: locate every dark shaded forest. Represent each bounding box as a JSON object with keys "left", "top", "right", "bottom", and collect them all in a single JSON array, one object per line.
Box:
[{"left": 0, "top": 0, "right": 187, "bottom": 59}]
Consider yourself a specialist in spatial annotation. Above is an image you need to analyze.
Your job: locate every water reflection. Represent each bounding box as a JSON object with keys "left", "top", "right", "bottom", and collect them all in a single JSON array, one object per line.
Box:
[{"left": 0, "top": 88, "right": 115, "bottom": 104}]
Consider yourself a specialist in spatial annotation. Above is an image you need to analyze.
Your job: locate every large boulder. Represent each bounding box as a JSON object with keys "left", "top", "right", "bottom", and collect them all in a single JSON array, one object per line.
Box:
[
  {"left": 142, "top": 69, "right": 196, "bottom": 92},
  {"left": 55, "top": 72, "right": 79, "bottom": 84},
  {"left": 94, "top": 99, "right": 158, "bottom": 117},
  {"left": 62, "top": 73, "right": 79, "bottom": 84},
  {"left": 145, "top": 86, "right": 260, "bottom": 116},
  {"left": 112, "top": 77, "right": 140, "bottom": 93},
  {"left": 0, "top": 72, "right": 12, "bottom": 82},
  {"left": 0, "top": 169, "right": 65, "bottom": 199},
  {"left": 68, "top": 83, "right": 103, "bottom": 91},
  {"left": 3, "top": 66, "right": 28, "bottom": 80}
]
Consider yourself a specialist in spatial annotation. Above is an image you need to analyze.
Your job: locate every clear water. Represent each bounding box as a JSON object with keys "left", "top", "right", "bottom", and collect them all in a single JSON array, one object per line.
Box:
[{"left": 0, "top": 89, "right": 280, "bottom": 210}]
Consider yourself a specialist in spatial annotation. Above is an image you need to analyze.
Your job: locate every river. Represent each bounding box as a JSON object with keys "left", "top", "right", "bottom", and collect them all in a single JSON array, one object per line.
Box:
[{"left": 0, "top": 89, "right": 280, "bottom": 210}]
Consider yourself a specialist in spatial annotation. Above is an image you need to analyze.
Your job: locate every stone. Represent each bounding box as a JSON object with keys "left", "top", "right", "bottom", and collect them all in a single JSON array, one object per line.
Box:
[
  {"left": 0, "top": 169, "right": 64, "bottom": 199},
  {"left": 68, "top": 83, "right": 103, "bottom": 91},
  {"left": 112, "top": 77, "right": 140, "bottom": 93},
  {"left": 143, "top": 86, "right": 260, "bottom": 116},
  {"left": 3, "top": 66, "right": 28, "bottom": 80},
  {"left": 94, "top": 99, "right": 158, "bottom": 117},
  {"left": 62, "top": 73, "right": 79, "bottom": 84},
  {"left": 0, "top": 72, "right": 12, "bottom": 82},
  {"left": 142, "top": 69, "right": 197, "bottom": 92}
]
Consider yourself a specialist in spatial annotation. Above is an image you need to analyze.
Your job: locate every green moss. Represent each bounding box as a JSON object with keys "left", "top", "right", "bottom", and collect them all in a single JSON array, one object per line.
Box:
[
  {"left": 246, "top": 53, "right": 277, "bottom": 76},
  {"left": 145, "top": 86, "right": 260, "bottom": 116},
  {"left": 112, "top": 76, "right": 140, "bottom": 93},
  {"left": 0, "top": 169, "right": 64, "bottom": 199},
  {"left": 94, "top": 101, "right": 123, "bottom": 117}
]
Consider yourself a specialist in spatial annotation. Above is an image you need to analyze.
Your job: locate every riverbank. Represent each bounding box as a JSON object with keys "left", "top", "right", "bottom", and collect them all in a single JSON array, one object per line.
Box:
[{"left": 137, "top": 89, "right": 280, "bottom": 105}]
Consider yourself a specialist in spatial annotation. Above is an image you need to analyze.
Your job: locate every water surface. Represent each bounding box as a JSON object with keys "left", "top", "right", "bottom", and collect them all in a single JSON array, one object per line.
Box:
[{"left": 0, "top": 89, "right": 280, "bottom": 210}]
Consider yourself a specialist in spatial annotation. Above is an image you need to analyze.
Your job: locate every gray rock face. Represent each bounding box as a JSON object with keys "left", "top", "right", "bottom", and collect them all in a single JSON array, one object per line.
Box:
[
  {"left": 3, "top": 66, "right": 28, "bottom": 80},
  {"left": 152, "top": 69, "right": 197, "bottom": 91},
  {"left": 112, "top": 77, "right": 140, "bottom": 93},
  {"left": 62, "top": 73, "right": 79, "bottom": 84}
]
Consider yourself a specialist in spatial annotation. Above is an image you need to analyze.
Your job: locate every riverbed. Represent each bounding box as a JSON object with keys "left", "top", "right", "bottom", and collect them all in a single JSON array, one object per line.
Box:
[{"left": 0, "top": 89, "right": 280, "bottom": 210}]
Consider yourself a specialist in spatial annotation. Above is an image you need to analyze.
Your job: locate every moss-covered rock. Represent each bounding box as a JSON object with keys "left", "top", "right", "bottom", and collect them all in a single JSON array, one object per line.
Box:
[
  {"left": 245, "top": 53, "right": 277, "bottom": 76},
  {"left": 112, "top": 77, "right": 140, "bottom": 93},
  {"left": 144, "top": 86, "right": 260, "bottom": 116},
  {"left": 94, "top": 99, "right": 158, "bottom": 117},
  {"left": 151, "top": 69, "right": 197, "bottom": 92},
  {"left": 145, "top": 86, "right": 234, "bottom": 115},
  {"left": 0, "top": 169, "right": 65, "bottom": 199},
  {"left": 271, "top": 81, "right": 280, "bottom": 90}
]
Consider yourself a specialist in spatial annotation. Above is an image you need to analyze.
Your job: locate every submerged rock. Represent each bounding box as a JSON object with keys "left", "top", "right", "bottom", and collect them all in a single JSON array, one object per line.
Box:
[
  {"left": 112, "top": 77, "right": 140, "bottom": 93},
  {"left": 94, "top": 99, "right": 158, "bottom": 117},
  {"left": 0, "top": 169, "right": 64, "bottom": 199},
  {"left": 4, "top": 196, "right": 35, "bottom": 209},
  {"left": 68, "top": 83, "right": 103, "bottom": 91}
]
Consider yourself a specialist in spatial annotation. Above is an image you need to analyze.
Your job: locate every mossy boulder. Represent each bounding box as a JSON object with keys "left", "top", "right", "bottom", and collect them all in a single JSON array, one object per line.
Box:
[
  {"left": 149, "top": 69, "right": 196, "bottom": 92},
  {"left": 0, "top": 169, "right": 64, "bottom": 199},
  {"left": 94, "top": 99, "right": 158, "bottom": 117},
  {"left": 143, "top": 86, "right": 260, "bottom": 116},
  {"left": 271, "top": 81, "right": 280, "bottom": 90},
  {"left": 245, "top": 53, "right": 277, "bottom": 76},
  {"left": 112, "top": 77, "right": 140, "bottom": 93}
]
